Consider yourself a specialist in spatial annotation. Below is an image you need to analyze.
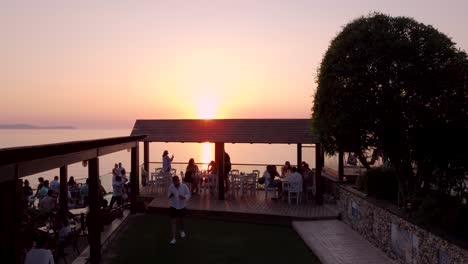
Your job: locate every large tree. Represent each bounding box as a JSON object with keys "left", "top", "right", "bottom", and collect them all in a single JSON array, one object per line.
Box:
[{"left": 313, "top": 13, "right": 468, "bottom": 205}]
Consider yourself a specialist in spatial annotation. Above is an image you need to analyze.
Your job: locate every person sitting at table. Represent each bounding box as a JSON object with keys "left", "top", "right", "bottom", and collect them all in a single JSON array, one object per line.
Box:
[
  {"left": 287, "top": 166, "right": 303, "bottom": 194},
  {"left": 184, "top": 158, "right": 200, "bottom": 194},
  {"left": 24, "top": 236, "right": 55, "bottom": 264},
  {"left": 301, "top": 162, "right": 314, "bottom": 191},
  {"left": 207, "top": 160, "right": 216, "bottom": 174},
  {"left": 110, "top": 176, "right": 124, "bottom": 208},
  {"left": 281, "top": 161, "right": 292, "bottom": 177},
  {"left": 39, "top": 189, "right": 57, "bottom": 212},
  {"left": 264, "top": 165, "right": 282, "bottom": 197},
  {"left": 38, "top": 180, "right": 50, "bottom": 201},
  {"left": 79, "top": 179, "right": 89, "bottom": 206}
]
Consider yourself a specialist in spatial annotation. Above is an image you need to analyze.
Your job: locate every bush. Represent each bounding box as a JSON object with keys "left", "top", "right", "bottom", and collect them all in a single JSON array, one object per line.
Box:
[
  {"left": 412, "top": 192, "right": 468, "bottom": 240},
  {"left": 356, "top": 166, "right": 398, "bottom": 201}
]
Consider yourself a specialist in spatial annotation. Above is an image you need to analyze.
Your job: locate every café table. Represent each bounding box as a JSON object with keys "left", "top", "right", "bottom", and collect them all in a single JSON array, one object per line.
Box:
[{"left": 69, "top": 207, "right": 89, "bottom": 216}]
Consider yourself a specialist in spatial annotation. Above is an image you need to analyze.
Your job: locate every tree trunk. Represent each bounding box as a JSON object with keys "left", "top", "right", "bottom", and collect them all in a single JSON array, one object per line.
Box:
[{"left": 357, "top": 151, "right": 371, "bottom": 170}]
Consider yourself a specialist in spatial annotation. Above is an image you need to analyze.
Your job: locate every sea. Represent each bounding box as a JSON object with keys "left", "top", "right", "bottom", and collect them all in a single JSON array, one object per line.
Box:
[{"left": 0, "top": 129, "right": 339, "bottom": 191}]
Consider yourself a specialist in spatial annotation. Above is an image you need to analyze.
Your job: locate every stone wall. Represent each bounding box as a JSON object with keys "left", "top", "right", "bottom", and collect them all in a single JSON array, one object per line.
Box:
[{"left": 337, "top": 185, "right": 468, "bottom": 264}]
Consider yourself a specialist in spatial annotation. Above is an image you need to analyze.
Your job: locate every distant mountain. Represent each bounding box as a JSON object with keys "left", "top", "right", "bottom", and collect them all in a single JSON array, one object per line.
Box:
[{"left": 0, "top": 124, "right": 77, "bottom": 129}]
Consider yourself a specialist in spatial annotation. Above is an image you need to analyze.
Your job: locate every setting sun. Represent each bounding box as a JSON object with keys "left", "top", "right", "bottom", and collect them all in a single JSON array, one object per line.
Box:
[{"left": 196, "top": 101, "right": 217, "bottom": 119}]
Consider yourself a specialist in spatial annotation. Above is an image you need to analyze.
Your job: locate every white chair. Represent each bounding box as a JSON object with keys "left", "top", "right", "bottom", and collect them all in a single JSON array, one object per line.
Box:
[
  {"left": 252, "top": 170, "right": 260, "bottom": 189},
  {"left": 288, "top": 180, "right": 303, "bottom": 205},
  {"left": 170, "top": 168, "right": 177, "bottom": 176},
  {"left": 244, "top": 173, "right": 257, "bottom": 196},
  {"left": 155, "top": 172, "right": 172, "bottom": 194},
  {"left": 264, "top": 175, "right": 277, "bottom": 199},
  {"left": 205, "top": 174, "right": 218, "bottom": 195},
  {"left": 149, "top": 172, "right": 156, "bottom": 193},
  {"left": 229, "top": 174, "right": 242, "bottom": 196}
]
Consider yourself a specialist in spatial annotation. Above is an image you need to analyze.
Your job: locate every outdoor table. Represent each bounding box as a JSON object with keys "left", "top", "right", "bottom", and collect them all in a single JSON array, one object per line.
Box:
[
  {"left": 36, "top": 225, "right": 56, "bottom": 238},
  {"left": 69, "top": 207, "right": 89, "bottom": 216}
]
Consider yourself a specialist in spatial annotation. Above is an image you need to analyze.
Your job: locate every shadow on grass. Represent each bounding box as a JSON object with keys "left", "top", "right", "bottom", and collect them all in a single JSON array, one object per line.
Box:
[{"left": 103, "top": 214, "right": 321, "bottom": 264}]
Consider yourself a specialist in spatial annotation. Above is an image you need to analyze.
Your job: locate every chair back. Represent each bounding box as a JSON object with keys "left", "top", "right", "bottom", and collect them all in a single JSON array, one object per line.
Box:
[
  {"left": 289, "top": 180, "right": 302, "bottom": 192},
  {"left": 230, "top": 169, "right": 240, "bottom": 176},
  {"left": 170, "top": 168, "right": 177, "bottom": 176},
  {"left": 155, "top": 168, "right": 162, "bottom": 175},
  {"left": 252, "top": 170, "right": 260, "bottom": 178}
]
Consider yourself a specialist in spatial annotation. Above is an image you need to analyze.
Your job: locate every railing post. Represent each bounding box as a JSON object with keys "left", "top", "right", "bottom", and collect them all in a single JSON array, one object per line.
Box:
[
  {"left": 59, "top": 165, "right": 68, "bottom": 218},
  {"left": 143, "top": 141, "right": 150, "bottom": 186},
  {"left": 215, "top": 142, "right": 225, "bottom": 200},
  {"left": 315, "top": 144, "right": 324, "bottom": 205},
  {"left": 88, "top": 158, "right": 101, "bottom": 264},
  {"left": 131, "top": 144, "right": 140, "bottom": 214}
]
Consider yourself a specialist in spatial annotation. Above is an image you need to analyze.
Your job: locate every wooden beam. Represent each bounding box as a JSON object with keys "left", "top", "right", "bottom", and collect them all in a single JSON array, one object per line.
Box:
[
  {"left": 215, "top": 142, "right": 225, "bottom": 200},
  {"left": 315, "top": 143, "right": 324, "bottom": 205},
  {"left": 0, "top": 135, "right": 146, "bottom": 166},
  {"left": 17, "top": 149, "right": 98, "bottom": 178},
  {"left": 338, "top": 150, "right": 344, "bottom": 182},
  {"left": 143, "top": 141, "right": 150, "bottom": 186},
  {"left": 297, "top": 143, "right": 302, "bottom": 168},
  {"left": 87, "top": 158, "right": 101, "bottom": 264},
  {"left": 130, "top": 144, "right": 140, "bottom": 214},
  {"left": 97, "top": 141, "right": 137, "bottom": 156},
  {"left": 59, "top": 166, "right": 68, "bottom": 217}
]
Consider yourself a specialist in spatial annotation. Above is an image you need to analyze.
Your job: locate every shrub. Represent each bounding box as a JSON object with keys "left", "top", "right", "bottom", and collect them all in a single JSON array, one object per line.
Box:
[{"left": 357, "top": 166, "right": 398, "bottom": 201}]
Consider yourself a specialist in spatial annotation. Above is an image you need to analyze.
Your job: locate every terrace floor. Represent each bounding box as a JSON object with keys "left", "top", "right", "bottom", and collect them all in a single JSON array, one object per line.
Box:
[{"left": 141, "top": 187, "right": 340, "bottom": 223}]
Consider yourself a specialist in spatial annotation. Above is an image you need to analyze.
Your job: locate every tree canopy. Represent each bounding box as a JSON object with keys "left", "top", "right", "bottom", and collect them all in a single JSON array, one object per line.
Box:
[{"left": 312, "top": 13, "right": 468, "bottom": 204}]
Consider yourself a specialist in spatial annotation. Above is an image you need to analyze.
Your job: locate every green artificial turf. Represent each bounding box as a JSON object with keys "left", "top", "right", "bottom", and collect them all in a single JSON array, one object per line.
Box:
[{"left": 104, "top": 214, "right": 321, "bottom": 264}]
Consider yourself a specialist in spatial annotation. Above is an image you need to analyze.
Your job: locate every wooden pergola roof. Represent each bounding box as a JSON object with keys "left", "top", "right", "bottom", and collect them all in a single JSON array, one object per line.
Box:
[{"left": 130, "top": 119, "right": 317, "bottom": 144}]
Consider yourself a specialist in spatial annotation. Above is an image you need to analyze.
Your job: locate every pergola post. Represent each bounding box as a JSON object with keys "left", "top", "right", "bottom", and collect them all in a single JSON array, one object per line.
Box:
[
  {"left": 143, "top": 141, "right": 150, "bottom": 186},
  {"left": 297, "top": 143, "right": 302, "bottom": 168},
  {"left": 59, "top": 165, "right": 68, "bottom": 217},
  {"left": 338, "top": 149, "right": 344, "bottom": 182},
  {"left": 88, "top": 158, "right": 101, "bottom": 264},
  {"left": 131, "top": 144, "right": 140, "bottom": 214},
  {"left": 215, "top": 142, "right": 225, "bottom": 200},
  {"left": 315, "top": 143, "right": 324, "bottom": 205}
]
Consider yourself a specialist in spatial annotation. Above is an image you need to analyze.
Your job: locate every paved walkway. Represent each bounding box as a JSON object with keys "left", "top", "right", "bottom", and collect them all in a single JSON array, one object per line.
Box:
[{"left": 293, "top": 220, "right": 396, "bottom": 264}]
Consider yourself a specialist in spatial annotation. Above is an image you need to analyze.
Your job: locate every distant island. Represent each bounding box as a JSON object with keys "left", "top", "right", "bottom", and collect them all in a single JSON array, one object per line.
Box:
[{"left": 0, "top": 124, "right": 77, "bottom": 129}]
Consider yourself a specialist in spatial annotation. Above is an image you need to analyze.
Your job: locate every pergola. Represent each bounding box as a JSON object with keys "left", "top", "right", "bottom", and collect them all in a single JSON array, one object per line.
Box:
[
  {"left": 0, "top": 135, "right": 145, "bottom": 264},
  {"left": 130, "top": 119, "right": 331, "bottom": 203}
]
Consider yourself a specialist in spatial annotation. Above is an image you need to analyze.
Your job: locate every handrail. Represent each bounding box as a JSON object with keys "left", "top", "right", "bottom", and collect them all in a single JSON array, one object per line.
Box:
[{"left": 140, "top": 161, "right": 294, "bottom": 167}]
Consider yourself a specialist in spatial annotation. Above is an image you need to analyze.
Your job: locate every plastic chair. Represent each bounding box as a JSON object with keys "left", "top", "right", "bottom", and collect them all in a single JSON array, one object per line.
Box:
[
  {"left": 244, "top": 173, "right": 257, "bottom": 196},
  {"left": 230, "top": 174, "right": 242, "bottom": 196},
  {"left": 264, "top": 176, "right": 277, "bottom": 199},
  {"left": 288, "top": 180, "right": 303, "bottom": 205}
]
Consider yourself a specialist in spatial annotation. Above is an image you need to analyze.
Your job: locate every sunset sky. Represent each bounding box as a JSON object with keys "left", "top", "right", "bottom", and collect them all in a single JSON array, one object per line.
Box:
[{"left": 2, "top": 0, "right": 468, "bottom": 128}]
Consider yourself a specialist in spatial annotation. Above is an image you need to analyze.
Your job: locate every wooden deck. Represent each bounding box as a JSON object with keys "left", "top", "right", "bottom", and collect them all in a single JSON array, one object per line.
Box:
[{"left": 141, "top": 187, "right": 340, "bottom": 224}]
